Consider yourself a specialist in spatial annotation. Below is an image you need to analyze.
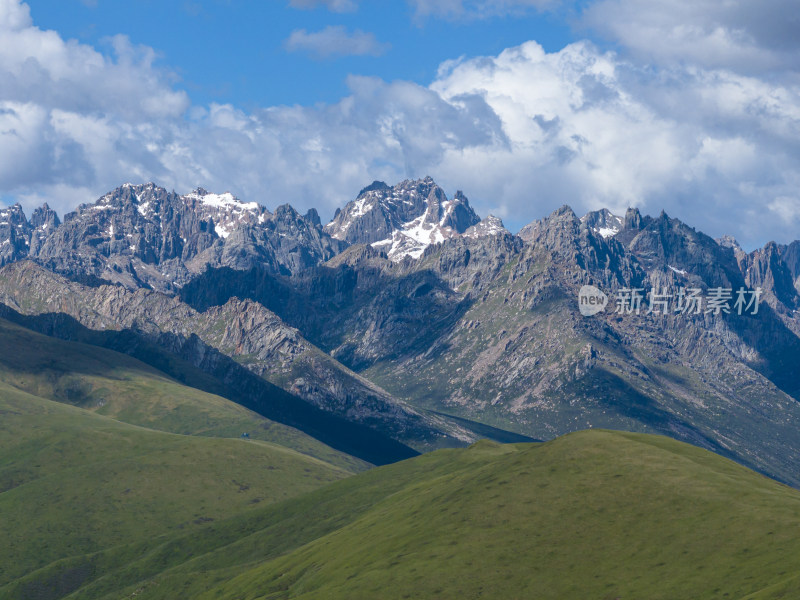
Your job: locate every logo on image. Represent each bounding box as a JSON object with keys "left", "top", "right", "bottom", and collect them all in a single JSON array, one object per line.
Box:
[
  {"left": 578, "top": 285, "right": 608, "bottom": 316},
  {"left": 577, "top": 284, "right": 763, "bottom": 317}
]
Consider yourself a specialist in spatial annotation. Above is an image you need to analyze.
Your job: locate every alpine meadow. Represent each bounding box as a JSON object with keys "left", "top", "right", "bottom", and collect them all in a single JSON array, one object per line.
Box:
[{"left": 3, "top": 0, "right": 800, "bottom": 598}]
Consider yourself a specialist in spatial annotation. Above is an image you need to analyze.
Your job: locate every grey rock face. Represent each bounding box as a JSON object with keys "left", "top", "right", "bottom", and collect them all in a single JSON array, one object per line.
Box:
[
  {"left": 324, "top": 176, "right": 481, "bottom": 260},
  {"left": 740, "top": 242, "right": 800, "bottom": 312},
  {"left": 0, "top": 260, "right": 472, "bottom": 451},
  {"left": 27, "top": 183, "right": 345, "bottom": 291},
  {"left": 0, "top": 202, "right": 59, "bottom": 266},
  {"left": 30, "top": 203, "right": 61, "bottom": 230},
  {"left": 6, "top": 177, "right": 800, "bottom": 485},
  {"left": 0, "top": 204, "right": 32, "bottom": 266},
  {"left": 29, "top": 203, "right": 61, "bottom": 256},
  {"left": 779, "top": 241, "right": 800, "bottom": 295},
  {"left": 580, "top": 208, "right": 624, "bottom": 239},
  {"left": 180, "top": 201, "right": 800, "bottom": 486},
  {"left": 616, "top": 210, "right": 743, "bottom": 289},
  {"left": 463, "top": 215, "right": 508, "bottom": 239},
  {"left": 0, "top": 177, "right": 494, "bottom": 289},
  {"left": 623, "top": 206, "right": 643, "bottom": 230},
  {"left": 325, "top": 178, "right": 433, "bottom": 245},
  {"left": 443, "top": 191, "right": 482, "bottom": 232},
  {"left": 717, "top": 234, "right": 743, "bottom": 252}
]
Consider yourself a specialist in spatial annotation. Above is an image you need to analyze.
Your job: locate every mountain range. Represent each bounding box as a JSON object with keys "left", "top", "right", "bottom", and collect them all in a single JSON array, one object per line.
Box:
[{"left": 2, "top": 176, "right": 800, "bottom": 488}]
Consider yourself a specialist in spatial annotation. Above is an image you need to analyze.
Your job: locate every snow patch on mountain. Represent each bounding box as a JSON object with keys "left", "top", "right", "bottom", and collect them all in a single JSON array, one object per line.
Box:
[
  {"left": 369, "top": 196, "right": 471, "bottom": 260},
  {"left": 182, "top": 188, "right": 271, "bottom": 239},
  {"left": 668, "top": 265, "right": 688, "bottom": 276},
  {"left": 376, "top": 214, "right": 452, "bottom": 260},
  {"left": 581, "top": 209, "right": 624, "bottom": 239},
  {"left": 598, "top": 227, "right": 619, "bottom": 238},
  {"left": 189, "top": 190, "right": 259, "bottom": 212},
  {"left": 326, "top": 177, "right": 494, "bottom": 261},
  {"left": 463, "top": 215, "right": 508, "bottom": 239}
]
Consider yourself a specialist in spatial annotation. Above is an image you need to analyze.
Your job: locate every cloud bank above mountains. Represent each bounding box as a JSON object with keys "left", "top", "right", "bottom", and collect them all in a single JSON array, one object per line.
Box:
[{"left": 1, "top": 0, "right": 799, "bottom": 249}]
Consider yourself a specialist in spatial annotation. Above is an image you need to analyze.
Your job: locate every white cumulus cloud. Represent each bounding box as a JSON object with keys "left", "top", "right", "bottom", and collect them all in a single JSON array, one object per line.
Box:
[
  {"left": 285, "top": 25, "right": 390, "bottom": 58},
  {"left": 2, "top": 0, "right": 800, "bottom": 251},
  {"left": 429, "top": 40, "right": 800, "bottom": 246},
  {"left": 581, "top": 0, "right": 800, "bottom": 74}
]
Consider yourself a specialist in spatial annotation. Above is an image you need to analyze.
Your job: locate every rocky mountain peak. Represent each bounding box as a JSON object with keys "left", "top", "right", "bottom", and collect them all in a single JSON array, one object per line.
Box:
[
  {"left": 30, "top": 203, "right": 60, "bottom": 230},
  {"left": 304, "top": 208, "right": 321, "bottom": 227},
  {"left": 551, "top": 205, "right": 577, "bottom": 220},
  {"left": 273, "top": 203, "right": 302, "bottom": 226},
  {"left": 29, "top": 203, "right": 62, "bottom": 255},
  {"left": 0, "top": 203, "right": 32, "bottom": 266},
  {"left": 623, "top": 207, "right": 643, "bottom": 230},
  {"left": 518, "top": 206, "right": 578, "bottom": 243},
  {"left": 616, "top": 210, "right": 745, "bottom": 290},
  {"left": 183, "top": 187, "right": 269, "bottom": 239},
  {"left": 16, "top": 182, "right": 343, "bottom": 291},
  {"left": 717, "top": 234, "right": 743, "bottom": 251},
  {"left": 0, "top": 202, "right": 27, "bottom": 222},
  {"left": 0, "top": 202, "right": 65, "bottom": 264},
  {"left": 324, "top": 177, "right": 481, "bottom": 261},
  {"left": 613, "top": 207, "right": 646, "bottom": 246},
  {"left": 717, "top": 234, "right": 747, "bottom": 271},
  {"left": 527, "top": 205, "right": 582, "bottom": 247},
  {"left": 581, "top": 208, "right": 624, "bottom": 239},
  {"left": 742, "top": 241, "right": 799, "bottom": 311},
  {"left": 357, "top": 180, "right": 391, "bottom": 197},
  {"left": 780, "top": 241, "right": 800, "bottom": 294},
  {"left": 463, "top": 215, "right": 508, "bottom": 239}
]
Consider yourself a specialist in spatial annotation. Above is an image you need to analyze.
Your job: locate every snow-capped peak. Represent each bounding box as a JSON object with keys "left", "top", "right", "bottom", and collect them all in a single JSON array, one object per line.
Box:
[
  {"left": 78, "top": 183, "right": 274, "bottom": 242},
  {"left": 581, "top": 208, "right": 624, "bottom": 239},
  {"left": 186, "top": 188, "right": 259, "bottom": 212},
  {"left": 183, "top": 188, "right": 269, "bottom": 238},
  {"left": 325, "top": 178, "right": 491, "bottom": 261},
  {"left": 463, "top": 215, "right": 508, "bottom": 239}
]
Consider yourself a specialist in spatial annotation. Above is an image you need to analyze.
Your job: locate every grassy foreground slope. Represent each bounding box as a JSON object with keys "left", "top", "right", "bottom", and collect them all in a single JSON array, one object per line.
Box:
[
  {"left": 0, "top": 317, "right": 367, "bottom": 472},
  {"left": 0, "top": 381, "right": 353, "bottom": 599},
  {"left": 118, "top": 430, "right": 800, "bottom": 600}
]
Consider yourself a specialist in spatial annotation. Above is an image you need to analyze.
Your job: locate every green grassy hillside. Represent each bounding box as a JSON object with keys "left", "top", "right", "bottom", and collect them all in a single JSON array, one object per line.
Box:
[
  {"left": 4, "top": 315, "right": 800, "bottom": 599},
  {"left": 0, "top": 381, "right": 353, "bottom": 599},
  {"left": 0, "top": 317, "right": 367, "bottom": 472},
  {"left": 93, "top": 430, "right": 800, "bottom": 600}
]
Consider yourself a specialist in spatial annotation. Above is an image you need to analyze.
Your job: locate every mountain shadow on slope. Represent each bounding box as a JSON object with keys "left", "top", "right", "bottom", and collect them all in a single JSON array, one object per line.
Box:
[{"left": 0, "top": 304, "right": 417, "bottom": 465}]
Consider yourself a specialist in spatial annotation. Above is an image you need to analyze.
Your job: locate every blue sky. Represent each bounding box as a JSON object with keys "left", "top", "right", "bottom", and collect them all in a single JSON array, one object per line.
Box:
[
  {"left": 2, "top": 0, "right": 800, "bottom": 247},
  {"left": 25, "top": 1, "right": 577, "bottom": 107}
]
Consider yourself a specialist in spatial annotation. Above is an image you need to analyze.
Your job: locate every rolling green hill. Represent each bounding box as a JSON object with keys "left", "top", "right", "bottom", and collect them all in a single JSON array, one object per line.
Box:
[
  {"left": 0, "top": 316, "right": 367, "bottom": 472},
  {"left": 4, "top": 316, "right": 800, "bottom": 598},
  {"left": 40, "top": 429, "right": 800, "bottom": 600},
  {"left": 0, "top": 381, "right": 354, "bottom": 599}
]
